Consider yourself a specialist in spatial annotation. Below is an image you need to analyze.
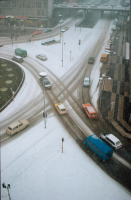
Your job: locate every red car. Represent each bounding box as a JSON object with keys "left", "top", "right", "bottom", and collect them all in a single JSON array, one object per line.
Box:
[{"left": 33, "top": 30, "right": 42, "bottom": 35}]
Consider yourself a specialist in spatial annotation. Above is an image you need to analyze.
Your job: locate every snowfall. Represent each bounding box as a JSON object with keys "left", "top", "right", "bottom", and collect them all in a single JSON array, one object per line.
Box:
[{"left": 1, "top": 14, "right": 131, "bottom": 200}]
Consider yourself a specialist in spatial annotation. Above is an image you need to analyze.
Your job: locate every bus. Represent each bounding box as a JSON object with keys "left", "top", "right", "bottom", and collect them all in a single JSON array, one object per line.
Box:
[
  {"left": 84, "top": 135, "right": 113, "bottom": 161},
  {"left": 15, "top": 48, "right": 27, "bottom": 57}
]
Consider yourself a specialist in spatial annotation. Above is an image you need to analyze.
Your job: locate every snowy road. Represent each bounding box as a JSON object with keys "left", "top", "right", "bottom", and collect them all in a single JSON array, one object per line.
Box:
[{"left": 1, "top": 12, "right": 131, "bottom": 199}]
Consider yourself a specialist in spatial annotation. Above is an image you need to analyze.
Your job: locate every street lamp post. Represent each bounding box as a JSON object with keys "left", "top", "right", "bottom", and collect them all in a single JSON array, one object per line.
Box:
[
  {"left": 99, "top": 75, "right": 111, "bottom": 107},
  {"left": 61, "top": 30, "right": 65, "bottom": 67},
  {"left": 107, "top": 102, "right": 114, "bottom": 119},
  {"left": 59, "top": 14, "right": 62, "bottom": 43},
  {"left": 2, "top": 183, "right": 11, "bottom": 200},
  {"left": 39, "top": 72, "right": 48, "bottom": 128}
]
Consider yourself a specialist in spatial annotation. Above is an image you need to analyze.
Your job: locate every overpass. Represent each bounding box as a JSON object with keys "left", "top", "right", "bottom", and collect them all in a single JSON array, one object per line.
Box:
[{"left": 54, "top": 4, "right": 130, "bottom": 14}]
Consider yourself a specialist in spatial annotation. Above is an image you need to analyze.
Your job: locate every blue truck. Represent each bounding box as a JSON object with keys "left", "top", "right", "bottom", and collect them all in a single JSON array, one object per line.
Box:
[{"left": 84, "top": 135, "right": 113, "bottom": 161}]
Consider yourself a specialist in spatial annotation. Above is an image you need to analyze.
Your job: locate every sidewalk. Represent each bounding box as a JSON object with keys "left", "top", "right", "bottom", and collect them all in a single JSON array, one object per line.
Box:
[{"left": 100, "top": 19, "right": 131, "bottom": 139}]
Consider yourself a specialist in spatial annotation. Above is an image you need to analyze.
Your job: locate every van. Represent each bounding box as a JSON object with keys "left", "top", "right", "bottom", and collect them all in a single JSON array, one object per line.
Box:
[
  {"left": 6, "top": 119, "right": 29, "bottom": 135},
  {"left": 84, "top": 135, "right": 113, "bottom": 161},
  {"left": 82, "top": 103, "right": 97, "bottom": 119},
  {"left": 12, "top": 55, "right": 23, "bottom": 63},
  {"left": 100, "top": 54, "right": 108, "bottom": 62},
  {"left": 15, "top": 48, "right": 27, "bottom": 57},
  {"left": 100, "top": 133, "right": 122, "bottom": 150}
]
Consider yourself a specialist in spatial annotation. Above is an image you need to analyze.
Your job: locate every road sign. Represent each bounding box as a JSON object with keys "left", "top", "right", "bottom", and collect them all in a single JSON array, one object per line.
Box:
[{"left": 43, "top": 112, "right": 47, "bottom": 118}]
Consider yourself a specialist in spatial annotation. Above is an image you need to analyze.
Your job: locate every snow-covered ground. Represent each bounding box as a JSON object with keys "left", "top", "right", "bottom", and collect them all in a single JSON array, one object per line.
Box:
[{"left": 1, "top": 16, "right": 131, "bottom": 199}]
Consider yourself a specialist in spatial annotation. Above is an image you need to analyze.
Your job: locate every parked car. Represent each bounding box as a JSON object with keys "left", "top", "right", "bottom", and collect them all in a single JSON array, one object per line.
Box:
[
  {"left": 6, "top": 119, "right": 29, "bottom": 135},
  {"left": 41, "top": 38, "right": 55, "bottom": 45},
  {"left": 36, "top": 54, "right": 47, "bottom": 61},
  {"left": 55, "top": 103, "right": 67, "bottom": 115},
  {"left": 40, "top": 77, "right": 52, "bottom": 89},
  {"left": 45, "top": 28, "right": 52, "bottom": 32},
  {"left": 33, "top": 30, "right": 42, "bottom": 35},
  {"left": 73, "top": 4, "right": 79, "bottom": 7},
  {"left": 83, "top": 77, "right": 90, "bottom": 87},
  {"left": 100, "top": 132, "right": 122, "bottom": 150},
  {"left": 105, "top": 46, "right": 110, "bottom": 50},
  {"left": 64, "top": 27, "right": 69, "bottom": 31},
  {"left": 0, "top": 43, "right": 3, "bottom": 47},
  {"left": 111, "top": 26, "right": 116, "bottom": 31},
  {"left": 88, "top": 57, "right": 95, "bottom": 64},
  {"left": 12, "top": 55, "right": 23, "bottom": 63}
]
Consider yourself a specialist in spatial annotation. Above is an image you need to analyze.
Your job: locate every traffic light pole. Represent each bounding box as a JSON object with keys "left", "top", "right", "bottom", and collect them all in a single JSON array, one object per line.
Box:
[
  {"left": 43, "top": 82, "right": 46, "bottom": 129},
  {"left": 62, "top": 138, "right": 64, "bottom": 153},
  {"left": 2, "top": 183, "right": 11, "bottom": 200}
]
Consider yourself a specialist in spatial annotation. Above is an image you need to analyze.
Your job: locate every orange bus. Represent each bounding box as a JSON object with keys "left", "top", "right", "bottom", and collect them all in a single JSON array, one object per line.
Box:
[{"left": 82, "top": 103, "right": 97, "bottom": 119}]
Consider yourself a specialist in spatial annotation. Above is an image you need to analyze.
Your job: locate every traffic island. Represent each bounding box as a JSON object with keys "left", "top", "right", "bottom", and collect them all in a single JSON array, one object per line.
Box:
[{"left": 0, "top": 58, "right": 25, "bottom": 111}]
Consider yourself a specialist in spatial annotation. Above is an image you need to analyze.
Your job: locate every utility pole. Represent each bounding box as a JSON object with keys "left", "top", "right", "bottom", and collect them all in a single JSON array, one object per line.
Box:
[
  {"left": 2, "top": 183, "right": 11, "bottom": 200},
  {"left": 62, "top": 138, "right": 64, "bottom": 153}
]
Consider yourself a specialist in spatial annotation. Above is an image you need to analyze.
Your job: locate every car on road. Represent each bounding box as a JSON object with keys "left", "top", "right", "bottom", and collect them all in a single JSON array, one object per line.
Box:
[
  {"left": 36, "top": 54, "right": 47, "bottom": 61},
  {"left": 100, "top": 132, "right": 122, "bottom": 150},
  {"left": 55, "top": 103, "right": 67, "bottom": 115},
  {"left": 6, "top": 119, "right": 29, "bottom": 135},
  {"left": 45, "top": 28, "right": 52, "bottom": 32},
  {"left": 88, "top": 57, "right": 95, "bottom": 64},
  {"left": 82, "top": 103, "right": 97, "bottom": 119},
  {"left": 83, "top": 77, "right": 90, "bottom": 87},
  {"left": 33, "top": 30, "right": 42, "bottom": 35},
  {"left": 0, "top": 43, "right": 3, "bottom": 47},
  {"left": 40, "top": 77, "right": 52, "bottom": 89},
  {"left": 73, "top": 4, "right": 79, "bottom": 7},
  {"left": 64, "top": 27, "right": 69, "bottom": 31},
  {"left": 12, "top": 55, "right": 23, "bottom": 63}
]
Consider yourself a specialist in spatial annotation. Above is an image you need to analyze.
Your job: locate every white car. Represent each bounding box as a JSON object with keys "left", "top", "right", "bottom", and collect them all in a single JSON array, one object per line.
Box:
[
  {"left": 100, "top": 132, "right": 122, "bottom": 150},
  {"left": 36, "top": 54, "right": 47, "bottom": 61},
  {"left": 59, "top": 20, "right": 64, "bottom": 23}
]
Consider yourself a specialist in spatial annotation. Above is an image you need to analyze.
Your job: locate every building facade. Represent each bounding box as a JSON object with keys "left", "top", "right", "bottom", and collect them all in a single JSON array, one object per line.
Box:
[{"left": 0, "top": 0, "right": 53, "bottom": 27}]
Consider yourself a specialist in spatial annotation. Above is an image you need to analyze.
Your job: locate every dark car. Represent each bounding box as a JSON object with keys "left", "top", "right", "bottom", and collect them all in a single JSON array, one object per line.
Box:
[
  {"left": 88, "top": 57, "right": 95, "bottom": 64},
  {"left": 0, "top": 43, "right": 3, "bottom": 47},
  {"left": 45, "top": 28, "right": 52, "bottom": 32},
  {"left": 40, "top": 77, "right": 52, "bottom": 89},
  {"left": 12, "top": 55, "right": 23, "bottom": 63}
]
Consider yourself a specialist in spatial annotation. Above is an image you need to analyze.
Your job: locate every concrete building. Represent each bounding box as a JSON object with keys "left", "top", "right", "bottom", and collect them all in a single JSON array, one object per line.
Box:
[{"left": 0, "top": 0, "right": 53, "bottom": 27}]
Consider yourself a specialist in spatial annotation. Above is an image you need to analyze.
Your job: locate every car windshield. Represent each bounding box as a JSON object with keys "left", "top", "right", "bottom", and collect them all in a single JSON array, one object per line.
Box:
[
  {"left": 116, "top": 141, "right": 121, "bottom": 145},
  {"left": 61, "top": 109, "right": 66, "bottom": 111},
  {"left": 44, "top": 80, "right": 50, "bottom": 85},
  {"left": 8, "top": 126, "right": 12, "bottom": 130}
]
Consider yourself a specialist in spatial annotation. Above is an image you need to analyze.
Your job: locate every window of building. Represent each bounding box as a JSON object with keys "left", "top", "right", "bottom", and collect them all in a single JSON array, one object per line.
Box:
[{"left": 13, "top": 1, "right": 16, "bottom": 7}]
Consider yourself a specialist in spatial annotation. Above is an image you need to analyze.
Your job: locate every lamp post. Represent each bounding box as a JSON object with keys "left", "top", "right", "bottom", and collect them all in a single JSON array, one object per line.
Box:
[
  {"left": 61, "top": 30, "right": 65, "bottom": 67},
  {"left": 99, "top": 75, "right": 111, "bottom": 107},
  {"left": 2, "top": 183, "right": 11, "bottom": 200},
  {"left": 59, "top": 14, "right": 62, "bottom": 43},
  {"left": 39, "top": 72, "right": 48, "bottom": 128},
  {"left": 107, "top": 102, "right": 114, "bottom": 119}
]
